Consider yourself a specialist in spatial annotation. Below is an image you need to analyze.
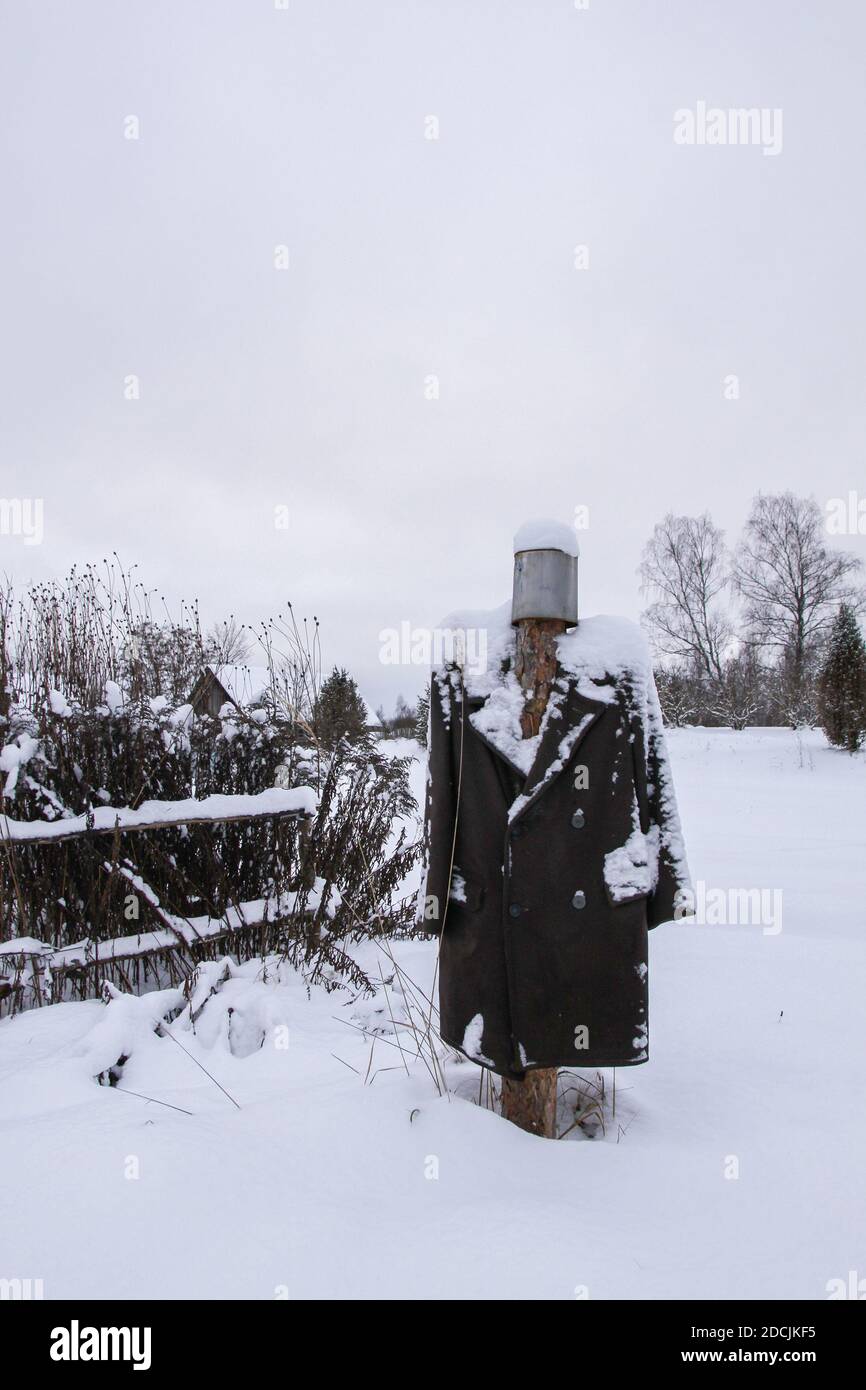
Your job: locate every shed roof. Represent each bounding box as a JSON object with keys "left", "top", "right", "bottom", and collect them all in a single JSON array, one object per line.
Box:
[{"left": 208, "top": 664, "right": 274, "bottom": 708}]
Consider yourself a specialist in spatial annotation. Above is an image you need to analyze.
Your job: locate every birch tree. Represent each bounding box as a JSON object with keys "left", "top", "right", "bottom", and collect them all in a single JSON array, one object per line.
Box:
[
  {"left": 639, "top": 513, "right": 731, "bottom": 679},
  {"left": 734, "top": 493, "right": 863, "bottom": 675}
]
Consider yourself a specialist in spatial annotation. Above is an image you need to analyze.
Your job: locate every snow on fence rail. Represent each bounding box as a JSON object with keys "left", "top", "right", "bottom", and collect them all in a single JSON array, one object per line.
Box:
[
  {"left": 0, "top": 888, "right": 327, "bottom": 1013},
  {"left": 0, "top": 787, "right": 320, "bottom": 1015},
  {"left": 0, "top": 892, "right": 328, "bottom": 1013},
  {"left": 0, "top": 893, "right": 313, "bottom": 968},
  {"left": 0, "top": 787, "right": 317, "bottom": 845}
]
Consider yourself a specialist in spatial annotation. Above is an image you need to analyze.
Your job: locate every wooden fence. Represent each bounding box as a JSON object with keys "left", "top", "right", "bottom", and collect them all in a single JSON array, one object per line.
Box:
[{"left": 0, "top": 790, "right": 315, "bottom": 1017}]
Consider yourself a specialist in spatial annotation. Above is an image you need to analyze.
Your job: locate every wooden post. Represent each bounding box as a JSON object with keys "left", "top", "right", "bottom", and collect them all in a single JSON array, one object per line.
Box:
[{"left": 499, "top": 615, "right": 567, "bottom": 1139}]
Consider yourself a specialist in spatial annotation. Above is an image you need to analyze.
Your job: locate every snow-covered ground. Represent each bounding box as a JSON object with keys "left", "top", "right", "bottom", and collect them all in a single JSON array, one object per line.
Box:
[{"left": 1, "top": 728, "right": 864, "bottom": 1300}]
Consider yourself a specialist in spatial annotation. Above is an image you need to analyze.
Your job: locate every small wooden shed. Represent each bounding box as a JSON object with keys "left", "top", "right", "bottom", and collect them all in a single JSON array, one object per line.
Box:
[{"left": 188, "top": 664, "right": 273, "bottom": 718}]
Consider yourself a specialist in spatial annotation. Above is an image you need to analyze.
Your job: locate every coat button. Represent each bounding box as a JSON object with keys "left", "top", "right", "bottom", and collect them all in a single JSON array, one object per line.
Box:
[
  {"left": 571, "top": 809, "right": 585, "bottom": 829},
  {"left": 509, "top": 904, "right": 522, "bottom": 918},
  {"left": 571, "top": 891, "right": 586, "bottom": 910}
]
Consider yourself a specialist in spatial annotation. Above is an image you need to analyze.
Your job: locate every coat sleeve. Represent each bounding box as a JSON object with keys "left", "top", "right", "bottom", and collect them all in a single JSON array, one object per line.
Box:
[
  {"left": 634, "top": 674, "right": 694, "bottom": 930},
  {"left": 416, "top": 670, "right": 458, "bottom": 934}
]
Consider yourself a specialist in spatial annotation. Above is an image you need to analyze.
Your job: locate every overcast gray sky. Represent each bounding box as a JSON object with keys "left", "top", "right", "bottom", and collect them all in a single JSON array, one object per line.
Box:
[{"left": 2, "top": 0, "right": 864, "bottom": 708}]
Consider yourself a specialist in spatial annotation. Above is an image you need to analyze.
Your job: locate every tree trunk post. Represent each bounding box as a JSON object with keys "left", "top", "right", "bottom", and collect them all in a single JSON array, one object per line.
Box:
[{"left": 499, "top": 615, "right": 567, "bottom": 1139}]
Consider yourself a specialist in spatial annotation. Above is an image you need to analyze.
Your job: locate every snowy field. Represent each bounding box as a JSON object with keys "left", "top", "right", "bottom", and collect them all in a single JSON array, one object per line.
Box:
[{"left": 1, "top": 727, "right": 864, "bottom": 1301}]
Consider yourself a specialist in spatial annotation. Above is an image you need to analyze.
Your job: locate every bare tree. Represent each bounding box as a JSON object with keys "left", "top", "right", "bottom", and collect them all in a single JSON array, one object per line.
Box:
[
  {"left": 208, "top": 617, "right": 251, "bottom": 666},
  {"left": 653, "top": 666, "right": 701, "bottom": 728},
  {"left": 734, "top": 493, "right": 863, "bottom": 678},
  {"left": 708, "top": 650, "right": 765, "bottom": 731},
  {"left": 639, "top": 513, "right": 732, "bottom": 679}
]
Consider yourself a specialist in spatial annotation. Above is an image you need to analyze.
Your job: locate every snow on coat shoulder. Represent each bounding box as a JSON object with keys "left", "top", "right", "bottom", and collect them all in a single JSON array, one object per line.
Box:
[{"left": 557, "top": 615, "right": 653, "bottom": 692}]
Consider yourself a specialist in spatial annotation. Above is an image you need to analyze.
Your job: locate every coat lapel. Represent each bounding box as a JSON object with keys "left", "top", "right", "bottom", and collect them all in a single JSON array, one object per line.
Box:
[
  {"left": 464, "top": 639, "right": 532, "bottom": 780},
  {"left": 511, "top": 674, "right": 607, "bottom": 821},
  {"left": 464, "top": 654, "right": 610, "bottom": 816}
]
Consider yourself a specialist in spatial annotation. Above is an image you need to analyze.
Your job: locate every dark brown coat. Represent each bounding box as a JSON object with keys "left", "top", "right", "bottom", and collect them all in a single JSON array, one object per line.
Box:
[{"left": 420, "top": 614, "right": 691, "bottom": 1079}]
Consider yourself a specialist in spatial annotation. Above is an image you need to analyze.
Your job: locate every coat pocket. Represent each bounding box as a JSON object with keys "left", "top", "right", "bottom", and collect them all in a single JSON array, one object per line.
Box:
[
  {"left": 603, "top": 723, "right": 656, "bottom": 906},
  {"left": 603, "top": 826, "right": 656, "bottom": 907}
]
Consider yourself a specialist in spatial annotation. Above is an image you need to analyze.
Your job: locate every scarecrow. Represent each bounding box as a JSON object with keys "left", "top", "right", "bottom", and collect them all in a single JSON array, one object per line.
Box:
[{"left": 420, "top": 520, "right": 692, "bottom": 1134}]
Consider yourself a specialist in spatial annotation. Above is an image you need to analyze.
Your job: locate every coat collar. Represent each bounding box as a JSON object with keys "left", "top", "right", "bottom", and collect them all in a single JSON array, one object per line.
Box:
[{"left": 463, "top": 652, "right": 612, "bottom": 820}]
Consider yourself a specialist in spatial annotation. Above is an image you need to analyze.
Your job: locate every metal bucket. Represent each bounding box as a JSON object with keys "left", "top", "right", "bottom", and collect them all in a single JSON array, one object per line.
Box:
[{"left": 511, "top": 548, "right": 578, "bottom": 625}]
